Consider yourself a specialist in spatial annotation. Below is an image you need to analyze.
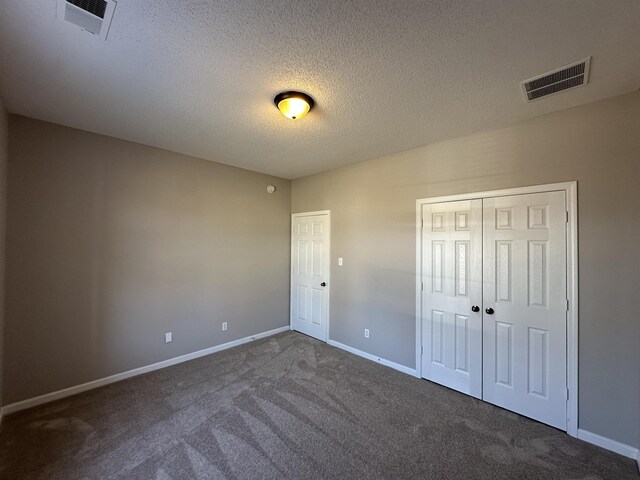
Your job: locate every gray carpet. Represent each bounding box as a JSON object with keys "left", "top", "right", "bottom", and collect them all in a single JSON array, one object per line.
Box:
[{"left": 0, "top": 331, "right": 636, "bottom": 479}]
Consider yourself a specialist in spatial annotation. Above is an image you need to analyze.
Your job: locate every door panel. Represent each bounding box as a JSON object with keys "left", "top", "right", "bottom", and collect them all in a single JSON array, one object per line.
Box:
[
  {"left": 291, "top": 214, "right": 329, "bottom": 341},
  {"left": 421, "top": 190, "right": 568, "bottom": 430},
  {"left": 482, "top": 191, "right": 567, "bottom": 429},
  {"left": 421, "top": 200, "right": 483, "bottom": 398}
]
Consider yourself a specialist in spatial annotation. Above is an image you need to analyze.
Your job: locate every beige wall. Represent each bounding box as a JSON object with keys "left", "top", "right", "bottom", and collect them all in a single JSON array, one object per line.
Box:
[
  {"left": 292, "top": 91, "right": 640, "bottom": 449},
  {"left": 0, "top": 97, "right": 7, "bottom": 408},
  {"left": 4, "top": 116, "right": 291, "bottom": 405}
]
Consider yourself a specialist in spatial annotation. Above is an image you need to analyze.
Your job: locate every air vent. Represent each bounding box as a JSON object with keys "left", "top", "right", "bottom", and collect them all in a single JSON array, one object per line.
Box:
[
  {"left": 67, "top": 0, "right": 107, "bottom": 19},
  {"left": 57, "top": 0, "right": 116, "bottom": 40},
  {"left": 521, "top": 58, "right": 591, "bottom": 102}
]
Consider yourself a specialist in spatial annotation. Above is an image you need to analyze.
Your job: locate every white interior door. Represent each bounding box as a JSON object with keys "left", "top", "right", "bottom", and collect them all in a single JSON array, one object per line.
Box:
[
  {"left": 291, "top": 212, "right": 330, "bottom": 341},
  {"left": 420, "top": 189, "right": 569, "bottom": 430},
  {"left": 482, "top": 191, "right": 567, "bottom": 429},
  {"left": 421, "top": 200, "right": 483, "bottom": 398}
]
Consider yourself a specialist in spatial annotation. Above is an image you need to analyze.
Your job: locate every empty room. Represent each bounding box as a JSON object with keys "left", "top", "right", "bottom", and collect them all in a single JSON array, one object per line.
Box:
[{"left": 0, "top": 1, "right": 638, "bottom": 479}]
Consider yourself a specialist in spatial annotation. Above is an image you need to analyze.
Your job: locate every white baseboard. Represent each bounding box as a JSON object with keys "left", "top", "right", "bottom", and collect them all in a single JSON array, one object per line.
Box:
[
  {"left": 577, "top": 428, "right": 640, "bottom": 463},
  {"left": 1, "top": 325, "right": 290, "bottom": 416},
  {"left": 327, "top": 339, "right": 419, "bottom": 378}
]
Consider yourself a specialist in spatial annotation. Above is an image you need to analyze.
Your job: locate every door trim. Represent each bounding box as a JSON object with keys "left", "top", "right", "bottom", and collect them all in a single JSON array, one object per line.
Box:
[
  {"left": 415, "top": 182, "right": 578, "bottom": 437},
  {"left": 290, "top": 210, "right": 331, "bottom": 342}
]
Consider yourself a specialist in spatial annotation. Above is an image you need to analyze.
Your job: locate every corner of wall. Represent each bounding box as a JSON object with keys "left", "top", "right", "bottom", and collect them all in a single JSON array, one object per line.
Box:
[{"left": 0, "top": 98, "right": 8, "bottom": 413}]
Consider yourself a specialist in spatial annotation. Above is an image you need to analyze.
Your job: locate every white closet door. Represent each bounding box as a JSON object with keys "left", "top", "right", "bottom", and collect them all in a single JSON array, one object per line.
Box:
[
  {"left": 291, "top": 213, "right": 330, "bottom": 341},
  {"left": 482, "top": 191, "right": 567, "bottom": 429},
  {"left": 421, "top": 200, "right": 483, "bottom": 398}
]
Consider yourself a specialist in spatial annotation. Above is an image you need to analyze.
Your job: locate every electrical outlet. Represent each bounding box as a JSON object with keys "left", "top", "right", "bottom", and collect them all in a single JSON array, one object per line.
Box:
[
  {"left": 338, "top": 257, "right": 343, "bottom": 266},
  {"left": 165, "top": 332, "right": 173, "bottom": 343},
  {"left": 364, "top": 328, "right": 370, "bottom": 339},
  {"left": 222, "top": 322, "right": 228, "bottom": 331}
]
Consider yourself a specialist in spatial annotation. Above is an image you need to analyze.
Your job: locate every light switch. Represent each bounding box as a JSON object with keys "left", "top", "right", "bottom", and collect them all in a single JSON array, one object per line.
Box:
[{"left": 338, "top": 257, "right": 343, "bottom": 266}]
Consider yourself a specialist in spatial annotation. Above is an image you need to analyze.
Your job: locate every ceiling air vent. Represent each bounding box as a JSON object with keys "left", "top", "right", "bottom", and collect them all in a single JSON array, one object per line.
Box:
[
  {"left": 57, "top": 0, "right": 117, "bottom": 40},
  {"left": 521, "top": 58, "right": 591, "bottom": 102}
]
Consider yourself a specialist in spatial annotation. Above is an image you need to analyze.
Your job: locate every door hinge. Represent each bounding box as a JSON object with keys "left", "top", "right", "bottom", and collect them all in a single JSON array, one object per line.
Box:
[
  {"left": 421, "top": 282, "right": 424, "bottom": 291},
  {"left": 566, "top": 388, "right": 570, "bottom": 400},
  {"left": 566, "top": 211, "right": 569, "bottom": 223},
  {"left": 421, "top": 345, "right": 424, "bottom": 355},
  {"left": 566, "top": 299, "right": 570, "bottom": 311},
  {"left": 421, "top": 218, "right": 424, "bottom": 228}
]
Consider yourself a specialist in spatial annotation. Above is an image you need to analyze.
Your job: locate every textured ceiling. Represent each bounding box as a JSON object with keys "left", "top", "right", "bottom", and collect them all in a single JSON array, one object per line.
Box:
[{"left": 1, "top": 1, "right": 640, "bottom": 179}]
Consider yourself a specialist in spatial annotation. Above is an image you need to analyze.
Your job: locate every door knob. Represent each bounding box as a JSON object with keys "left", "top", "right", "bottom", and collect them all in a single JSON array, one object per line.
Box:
[
  {"left": 320, "top": 282, "right": 326, "bottom": 287},
  {"left": 471, "top": 305, "right": 480, "bottom": 312},
  {"left": 485, "top": 307, "right": 494, "bottom": 315}
]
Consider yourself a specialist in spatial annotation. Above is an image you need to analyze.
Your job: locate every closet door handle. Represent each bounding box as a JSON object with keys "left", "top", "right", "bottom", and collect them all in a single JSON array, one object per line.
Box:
[
  {"left": 485, "top": 307, "right": 494, "bottom": 315},
  {"left": 471, "top": 305, "right": 480, "bottom": 312}
]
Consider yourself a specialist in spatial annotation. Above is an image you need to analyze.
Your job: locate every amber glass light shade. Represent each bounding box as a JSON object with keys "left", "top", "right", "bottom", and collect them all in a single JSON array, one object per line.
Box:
[{"left": 274, "top": 91, "right": 315, "bottom": 120}]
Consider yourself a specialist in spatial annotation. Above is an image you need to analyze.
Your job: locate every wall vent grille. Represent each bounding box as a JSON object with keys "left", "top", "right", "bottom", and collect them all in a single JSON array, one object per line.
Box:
[
  {"left": 67, "top": 0, "right": 107, "bottom": 19},
  {"left": 57, "top": 0, "right": 116, "bottom": 39},
  {"left": 521, "top": 58, "right": 591, "bottom": 102}
]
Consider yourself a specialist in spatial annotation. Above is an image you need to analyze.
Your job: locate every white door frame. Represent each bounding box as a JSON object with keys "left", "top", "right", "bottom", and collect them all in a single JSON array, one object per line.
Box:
[
  {"left": 416, "top": 182, "right": 578, "bottom": 437},
  {"left": 290, "top": 210, "right": 331, "bottom": 342}
]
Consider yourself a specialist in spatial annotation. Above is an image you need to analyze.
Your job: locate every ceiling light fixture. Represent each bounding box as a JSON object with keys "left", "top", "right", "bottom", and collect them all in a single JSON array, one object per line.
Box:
[{"left": 274, "top": 91, "right": 315, "bottom": 120}]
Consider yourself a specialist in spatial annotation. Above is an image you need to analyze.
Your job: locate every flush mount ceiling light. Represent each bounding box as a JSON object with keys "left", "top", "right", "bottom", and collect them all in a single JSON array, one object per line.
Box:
[{"left": 274, "top": 91, "right": 315, "bottom": 120}]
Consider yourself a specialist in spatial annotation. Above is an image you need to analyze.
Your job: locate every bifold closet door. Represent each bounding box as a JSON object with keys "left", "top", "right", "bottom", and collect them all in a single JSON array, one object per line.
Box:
[
  {"left": 482, "top": 192, "right": 567, "bottom": 429},
  {"left": 421, "top": 200, "right": 483, "bottom": 398}
]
